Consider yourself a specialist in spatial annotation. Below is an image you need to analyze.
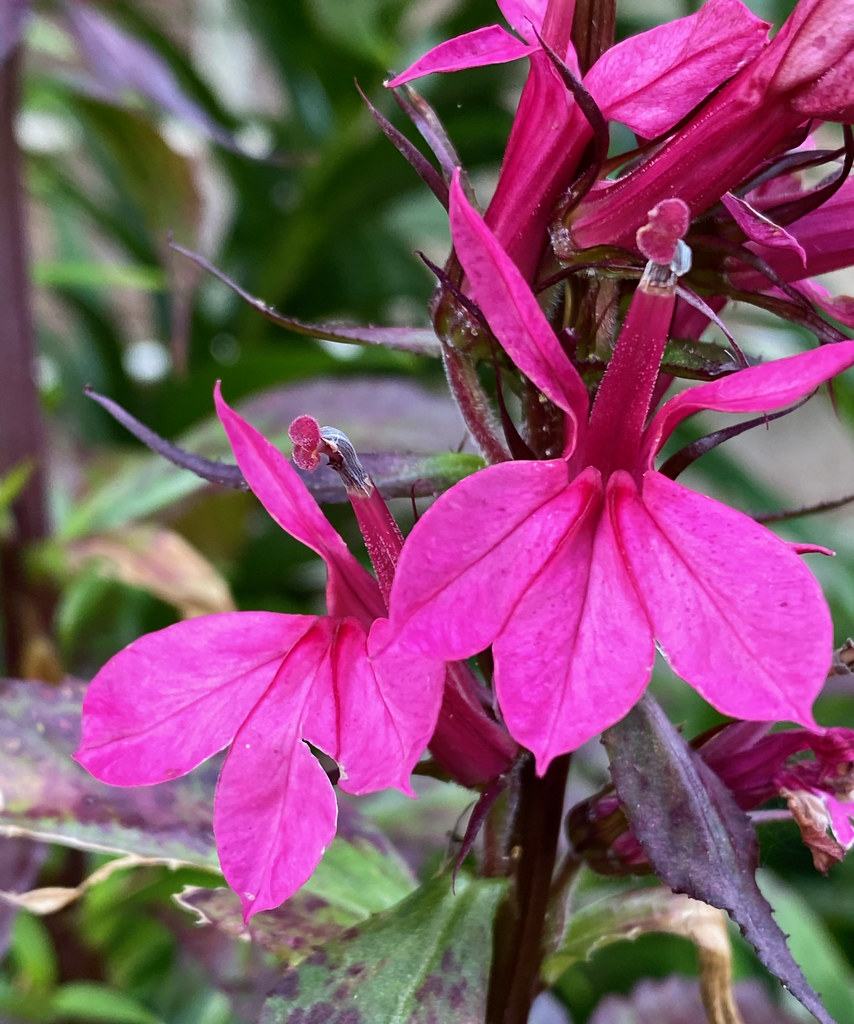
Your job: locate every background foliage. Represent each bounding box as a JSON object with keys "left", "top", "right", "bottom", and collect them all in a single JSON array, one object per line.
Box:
[{"left": 1, "top": 0, "right": 853, "bottom": 1021}]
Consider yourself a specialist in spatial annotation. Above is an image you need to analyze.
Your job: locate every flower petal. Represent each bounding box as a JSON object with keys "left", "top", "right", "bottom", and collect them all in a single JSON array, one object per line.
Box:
[
  {"left": 75, "top": 612, "right": 316, "bottom": 785},
  {"left": 586, "top": 0, "right": 769, "bottom": 138},
  {"left": 299, "top": 618, "right": 442, "bottom": 796},
  {"left": 390, "top": 460, "right": 584, "bottom": 659},
  {"left": 214, "top": 383, "right": 385, "bottom": 622},
  {"left": 613, "top": 471, "right": 830, "bottom": 727},
  {"left": 386, "top": 26, "right": 535, "bottom": 88},
  {"left": 496, "top": 0, "right": 547, "bottom": 39},
  {"left": 722, "top": 192, "right": 806, "bottom": 270},
  {"left": 643, "top": 340, "right": 854, "bottom": 463},
  {"left": 450, "top": 172, "right": 589, "bottom": 442},
  {"left": 214, "top": 651, "right": 337, "bottom": 920},
  {"left": 493, "top": 474, "right": 653, "bottom": 772}
]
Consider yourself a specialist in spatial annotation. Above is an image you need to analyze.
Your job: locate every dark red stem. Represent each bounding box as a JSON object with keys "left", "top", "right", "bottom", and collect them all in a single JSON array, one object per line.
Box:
[{"left": 487, "top": 754, "right": 571, "bottom": 1024}]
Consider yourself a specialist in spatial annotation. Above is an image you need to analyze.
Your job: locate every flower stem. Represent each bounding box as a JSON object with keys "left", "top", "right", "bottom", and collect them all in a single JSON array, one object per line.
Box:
[
  {"left": 569, "top": 0, "right": 616, "bottom": 74},
  {"left": 487, "top": 754, "right": 571, "bottom": 1024}
]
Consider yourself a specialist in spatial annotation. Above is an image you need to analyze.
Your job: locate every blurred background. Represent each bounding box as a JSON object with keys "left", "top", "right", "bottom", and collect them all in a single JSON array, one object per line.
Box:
[{"left": 1, "top": 1, "right": 853, "bottom": 1021}]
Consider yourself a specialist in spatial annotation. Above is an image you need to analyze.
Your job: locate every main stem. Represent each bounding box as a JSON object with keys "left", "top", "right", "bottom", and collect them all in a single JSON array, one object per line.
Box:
[
  {"left": 487, "top": 754, "right": 570, "bottom": 1024},
  {"left": 0, "top": 49, "right": 52, "bottom": 676}
]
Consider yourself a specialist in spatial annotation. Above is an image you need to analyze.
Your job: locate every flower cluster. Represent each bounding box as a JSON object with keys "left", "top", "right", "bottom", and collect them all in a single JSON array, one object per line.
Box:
[{"left": 77, "top": 0, "right": 854, "bottom": 916}]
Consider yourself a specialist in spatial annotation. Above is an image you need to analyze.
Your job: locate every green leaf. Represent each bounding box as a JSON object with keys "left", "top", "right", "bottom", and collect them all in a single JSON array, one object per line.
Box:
[
  {"left": 543, "top": 885, "right": 723, "bottom": 986},
  {"left": 49, "top": 981, "right": 165, "bottom": 1024},
  {"left": 0, "top": 461, "right": 33, "bottom": 538},
  {"left": 661, "top": 337, "right": 739, "bottom": 380},
  {"left": 32, "top": 260, "right": 167, "bottom": 291},
  {"left": 259, "top": 872, "right": 507, "bottom": 1023}
]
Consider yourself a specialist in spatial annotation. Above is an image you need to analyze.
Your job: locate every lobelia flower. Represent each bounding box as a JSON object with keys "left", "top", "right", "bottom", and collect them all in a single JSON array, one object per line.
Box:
[
  {"left": 75, "top": 383, "right": 444, "bottom": 920},
  {"left": 567, "top": 0, "right": 854, "bottom": 253},
  {"left": 388, "top": 0, "right": 768, "bottom": 279},
  {"left": 388, "top": 172, "right": 854, "bottom": 774},
  {"left": 722, "top": 175, "right": 854, "bottom": 329},
  {"left": 569, "top": 720, "right": 854, "bottom": 875}
]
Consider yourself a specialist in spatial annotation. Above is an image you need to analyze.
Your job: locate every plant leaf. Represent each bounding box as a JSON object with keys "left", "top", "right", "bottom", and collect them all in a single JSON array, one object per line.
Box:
[
  {"left": 65, "top": 379, "right": 483, "bottom": 537},
  {"left": 258, "top": 873, "right": 507, "bottom": 1023},
  {"left": 604, "top": 694, "right": 837, "bottom": 1024}
]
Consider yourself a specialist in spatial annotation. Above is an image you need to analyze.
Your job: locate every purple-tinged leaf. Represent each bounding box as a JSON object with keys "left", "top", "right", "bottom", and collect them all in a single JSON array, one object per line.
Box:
[
  {"left": 0, "top": 678, "right": 420, "bottom": 926},
  {"left": 604, "top": 694, "right": 837, "bottom": 1024},
  {"left": 0, "top": 678, "right": 221, "bottom": 868},
  {"left": 62, "top": 2, "right": 239, "bottom": 151},
  {"left": 357, "top": 83, "right": 448, "bottom": 208},
  {"left": 170, "top": 242, "right": 441, "bottom": 355},
  {"left": 589, "top": 977, "right": 803, "bottom": 1024},
  {"left": 259, "top": 873, "right": 506, "bottom": 1023},
  {"left": 393, "top": 84, "right": 462, "bottom": 186},
  {"left": 70, "top": 379, "right": 483, "bottom": 537},
  {"left": 0, "top": 0, "right": 31, "bottom": 64}
]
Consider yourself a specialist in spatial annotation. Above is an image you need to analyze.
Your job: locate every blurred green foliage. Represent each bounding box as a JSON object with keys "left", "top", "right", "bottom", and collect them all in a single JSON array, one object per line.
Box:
[{"left": 2, "top": 0, "right": 853, "bottom": 1021}]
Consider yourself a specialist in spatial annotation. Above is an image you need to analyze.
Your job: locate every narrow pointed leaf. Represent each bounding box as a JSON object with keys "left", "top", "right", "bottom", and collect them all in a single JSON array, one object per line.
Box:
[
  {"left": 171, "top": 243, "right": 441, "bottom": 355},
  {"left": 604, "top": 694, "right": 837, "bottom": 1024}
]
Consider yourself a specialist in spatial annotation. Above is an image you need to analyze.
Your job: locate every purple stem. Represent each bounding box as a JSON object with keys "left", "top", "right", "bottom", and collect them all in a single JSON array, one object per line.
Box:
[{"left": 0, "top": 49, "right": 52, "bottom": 675}]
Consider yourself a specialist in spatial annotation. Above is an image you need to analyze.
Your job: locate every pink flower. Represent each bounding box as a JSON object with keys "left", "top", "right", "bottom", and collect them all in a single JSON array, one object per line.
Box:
[
  {"left": 75, "top": 384, "right": 443, "bottom": 920},
  {"left": 389, "top": 173, "right": 854, "bottom": 773},
  {"left": 724, "top": 176, "right": 854, "bottom": 329},
  {"left": 388, "top": 0, "right": 767, "bottom": 280},
  {"left": 568, "top": 0, "right": 854, "bottom": 252}
]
